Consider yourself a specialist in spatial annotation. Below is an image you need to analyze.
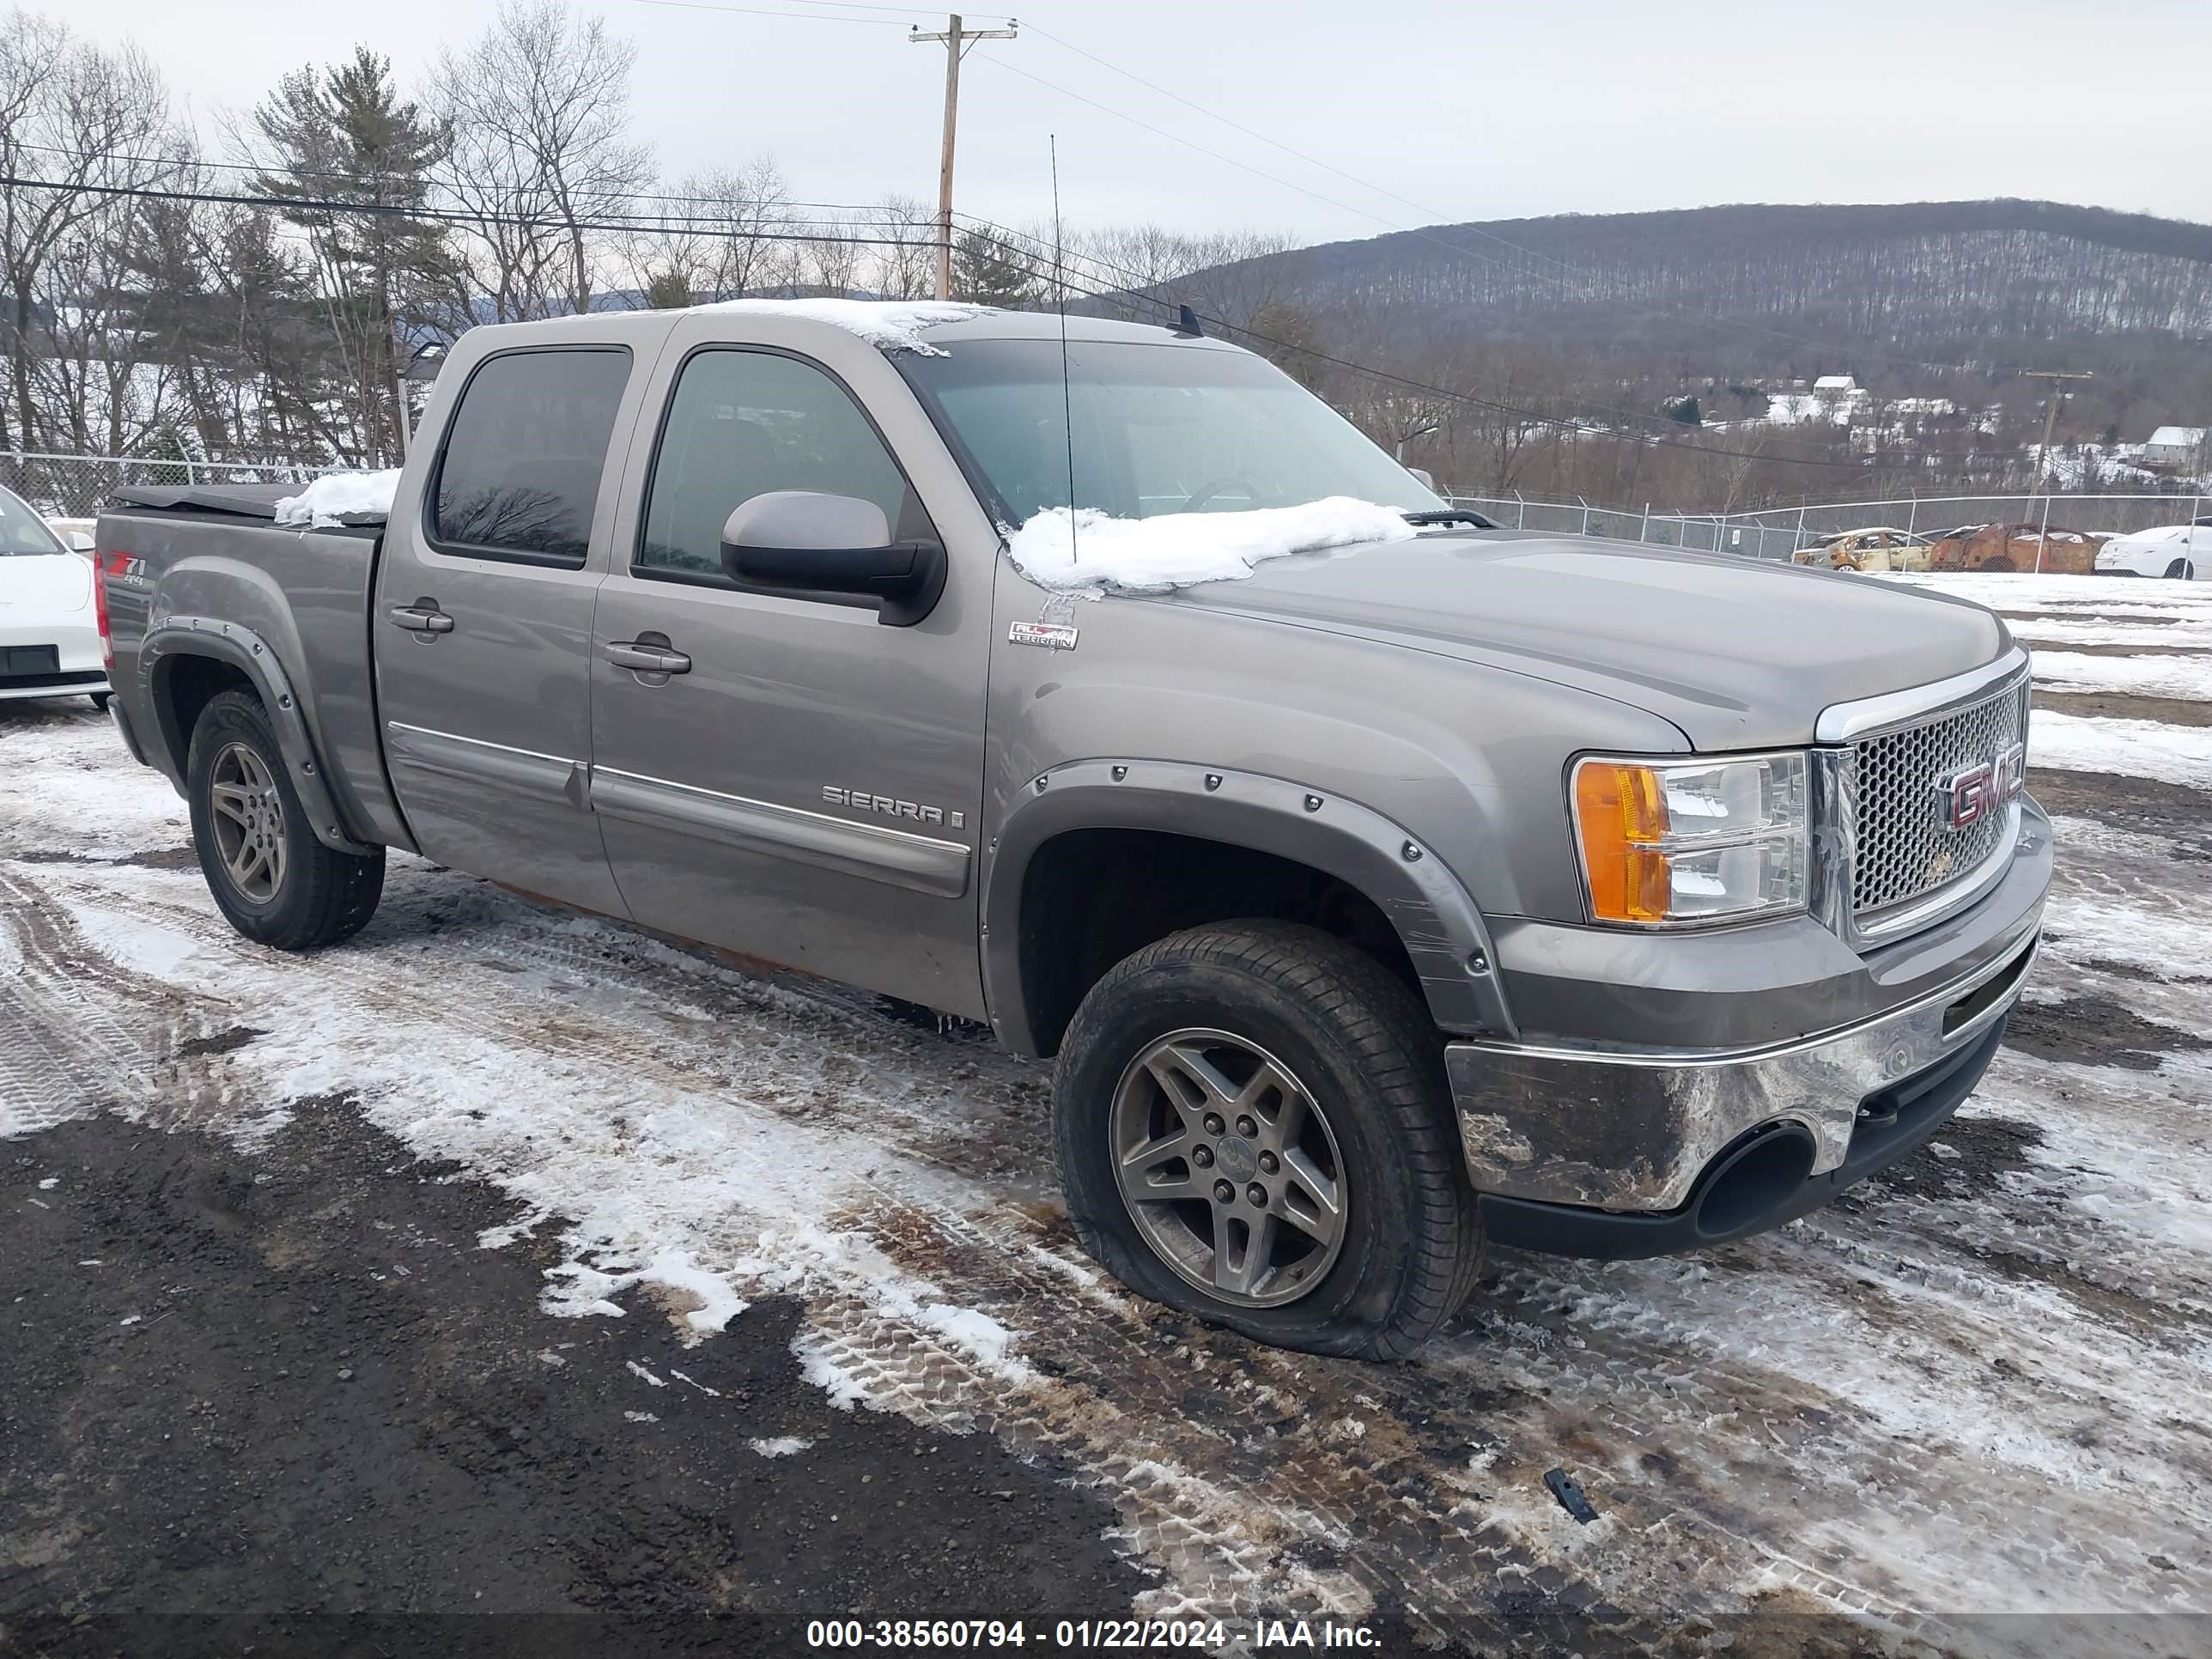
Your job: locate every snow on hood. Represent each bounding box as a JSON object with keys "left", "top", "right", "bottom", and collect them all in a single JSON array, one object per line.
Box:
[
  {"left": 694, "top": 298, "right": 996, "bottom": 356},
  {"left": 1004, "top": 497, "right": 1415, "bottom": 596},
  {"left": 274, "top": 469, "right": 403, "bottom": 528}
]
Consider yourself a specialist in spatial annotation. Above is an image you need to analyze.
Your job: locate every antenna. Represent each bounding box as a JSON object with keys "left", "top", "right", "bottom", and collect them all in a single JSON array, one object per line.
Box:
[{"left": 1051, "top": 134, "right": 1078, "bottom": 568}]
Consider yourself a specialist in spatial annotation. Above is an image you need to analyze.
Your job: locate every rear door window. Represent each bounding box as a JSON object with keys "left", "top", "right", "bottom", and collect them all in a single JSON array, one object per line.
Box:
[{"left": 430, "top": 347, "right": 632, "bottom": 565}]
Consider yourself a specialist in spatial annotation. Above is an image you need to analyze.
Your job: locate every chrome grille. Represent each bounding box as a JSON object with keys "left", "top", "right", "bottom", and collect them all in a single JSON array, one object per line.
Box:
[{"left": 1850, "top": 676, "right": 2030, "bottom": 921}]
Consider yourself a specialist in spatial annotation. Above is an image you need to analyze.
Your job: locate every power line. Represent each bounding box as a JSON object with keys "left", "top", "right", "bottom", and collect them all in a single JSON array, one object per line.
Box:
[
  {"left": 621, "top": 0, "right": 912, "bottom": 26},
  {"left": 627, "top": 0, "right": 1013, "bottom": 19},
  {"left": 3, "top": 142, "right": 909, "bottom": 217},
  {"left": 0, "top": 175, "right": 942, "bottom": 248}
]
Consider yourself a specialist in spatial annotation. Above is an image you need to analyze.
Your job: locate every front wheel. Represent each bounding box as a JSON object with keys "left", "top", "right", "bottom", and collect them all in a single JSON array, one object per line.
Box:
[
  {"left": 1052, "top": 921, "right": 1482, "bottom": 1360},
  {"left": 186, "top": 689, "right": 384, "bottom": 951}
]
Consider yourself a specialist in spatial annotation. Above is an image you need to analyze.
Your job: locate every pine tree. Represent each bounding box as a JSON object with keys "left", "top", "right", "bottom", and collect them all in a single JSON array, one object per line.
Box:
[
  {"left": 950, "top": 228, "right": 1041, "bottom": 308},
  {"left": 644, "top": 268, "right": 693, "bottom": 309},
  {"left": 252, "top": 49, "right": 455, "bottom": 464}
]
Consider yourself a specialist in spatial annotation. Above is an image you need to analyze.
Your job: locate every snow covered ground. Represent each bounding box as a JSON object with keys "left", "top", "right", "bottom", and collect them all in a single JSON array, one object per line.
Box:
[
  {"left": 4, "top": 583, "right": 2210, "bottom": 1646},
  {"left": 1875, "top": 573, "right": 2212, "bottom": 789}
]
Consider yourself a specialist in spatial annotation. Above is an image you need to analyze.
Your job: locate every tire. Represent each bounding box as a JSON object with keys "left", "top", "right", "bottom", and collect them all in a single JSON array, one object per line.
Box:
[
  {"left": 186, "top": 689, "right": 383, "bottom": 951},
  {"left": 2166, "top": 557, "right": 2194, "bottom": 580},
  {"left": 1052, "top": 921, "right": 1482, "bottom": 1360},
  {"left": 89, "top": 691, "right": 111, "bottom": 711}
]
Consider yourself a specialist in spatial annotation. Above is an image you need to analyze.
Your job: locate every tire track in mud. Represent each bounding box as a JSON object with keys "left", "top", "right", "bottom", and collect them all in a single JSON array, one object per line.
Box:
[
  {"left": 16, "top": 857, "right": 1060, "bottom": 1191},
  {"left": 1476, "top": 1242, "right": 2210, "bottom": 1620},
  {"left": 8, "top": 758, "right": 2212, "bottom": 1632},
  {"left": 0, "top": 866, "right": 188, "bottom": 1132}
]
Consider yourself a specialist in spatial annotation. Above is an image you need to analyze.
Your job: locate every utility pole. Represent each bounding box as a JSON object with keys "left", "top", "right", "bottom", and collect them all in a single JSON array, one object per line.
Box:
[
  {"left": 909, "top": 13, "right": 1018, "bottom": 301},
  {"left": 2020, "top": 369, "right": 2092, "bottom": 574},
  {"left": 2021, "top": 368, "right": 2094, "bottom": 489}
]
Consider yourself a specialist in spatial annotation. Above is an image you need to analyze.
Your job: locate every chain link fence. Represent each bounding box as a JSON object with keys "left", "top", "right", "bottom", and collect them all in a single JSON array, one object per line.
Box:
[
  {"left": 1447, "top": 491, "right": 2210, "bottom": 562},
  {"left": 5, "top": 452, "right": 325, "bottom": 524},
  {"left": 14, "top": 452, "right": 2208, "bottom": 568}
]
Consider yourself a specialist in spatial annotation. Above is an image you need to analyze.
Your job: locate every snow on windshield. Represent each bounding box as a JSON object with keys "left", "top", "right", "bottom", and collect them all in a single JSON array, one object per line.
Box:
[
  {"left": 275, "top": 470, "right": 403, "bottom": 528},
  {"left": 1004, "top": 497, "right": 1415, "bottom": 595},
  {"left": 695, "top": 298, "right": 996, "bottom": 356}
]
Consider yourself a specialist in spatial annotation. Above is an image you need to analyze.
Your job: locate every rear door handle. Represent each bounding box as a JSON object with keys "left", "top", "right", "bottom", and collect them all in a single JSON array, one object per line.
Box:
[
  {"left": 389, "top": 603, "right": 454, "bottom": 634},
  {"left": 605, "top": 640, "right": 691, "bottom": 674}
]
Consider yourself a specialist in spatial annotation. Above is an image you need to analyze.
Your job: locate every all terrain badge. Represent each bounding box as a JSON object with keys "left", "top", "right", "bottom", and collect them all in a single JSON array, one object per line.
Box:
[{"left": 1008, "top": 620, "right": 1079, "bottom": 651}]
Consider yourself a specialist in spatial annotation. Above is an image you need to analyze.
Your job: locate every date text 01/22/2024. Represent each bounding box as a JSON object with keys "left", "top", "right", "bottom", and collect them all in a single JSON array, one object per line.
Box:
[{"left": 804, "top": 1619, "right": 1382, "bottom": 1650}]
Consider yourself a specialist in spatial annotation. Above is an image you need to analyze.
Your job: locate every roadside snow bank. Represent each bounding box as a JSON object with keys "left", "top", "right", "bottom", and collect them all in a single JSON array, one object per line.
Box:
[
  {"left": 2032, "top": 708, "right": 2212, "bottom": 790},
  {"left": 696, "top": 298, "right": 994, "bottom": 355},
  {"left": 274, "top": 469, "right": 402, "bottom": 528},
  {"left": 1006, "top": 497, "right": 1414, "bottom": 594}
]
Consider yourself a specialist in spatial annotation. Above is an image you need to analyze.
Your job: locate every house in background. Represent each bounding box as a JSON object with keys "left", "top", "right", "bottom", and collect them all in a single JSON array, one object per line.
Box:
[
  {"left": 1813, "top": 374, "right": 1870, "bottom": 422},
  {"left": 2139, "top": 425, "right": 2209, "bottom": 473}
]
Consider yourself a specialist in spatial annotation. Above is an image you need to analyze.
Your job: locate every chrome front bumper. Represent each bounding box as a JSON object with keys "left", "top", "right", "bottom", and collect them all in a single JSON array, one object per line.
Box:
[{"left": 1446, "top": 923, "right": 2039, "bottom": 1214}]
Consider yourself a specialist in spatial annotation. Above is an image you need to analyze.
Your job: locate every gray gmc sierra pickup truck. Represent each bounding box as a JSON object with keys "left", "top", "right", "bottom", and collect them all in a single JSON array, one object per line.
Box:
[{"left": 93, "top": 305, "right": 2050, "bottom": 1359}]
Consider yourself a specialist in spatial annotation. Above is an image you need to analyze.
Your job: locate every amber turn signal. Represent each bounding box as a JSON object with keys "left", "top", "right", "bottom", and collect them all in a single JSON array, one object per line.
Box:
[{"left": 1572, "top": 761, "right": 1673, "bottom": 922}]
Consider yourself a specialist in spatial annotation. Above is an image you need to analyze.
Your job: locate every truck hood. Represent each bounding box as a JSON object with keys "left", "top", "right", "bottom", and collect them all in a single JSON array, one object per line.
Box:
[
  {"left": 0, "top": 551, "right": 93, "bottom": 616},
  {"left": 1158, "top": 531, "right": 2008, "bottom": 750}
]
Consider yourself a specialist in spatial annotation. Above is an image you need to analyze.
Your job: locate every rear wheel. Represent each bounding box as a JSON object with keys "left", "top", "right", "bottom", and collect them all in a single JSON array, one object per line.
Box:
[
  {"left": 1052, "top": 921, "right": 1482, "bottom": 1360},
  {"left": 186, "top": 689, "right": 383, "bottom": 951},
  {"left": 2166, "top": 557, "right": 2195, "bottom": 580},
  {"left": 89, "top": 691, "right": 110, "bottom": 711}
]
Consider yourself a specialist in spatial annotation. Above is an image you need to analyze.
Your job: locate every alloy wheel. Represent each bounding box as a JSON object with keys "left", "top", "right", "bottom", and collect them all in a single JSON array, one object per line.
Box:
[
  {"left": 1109, "top": 1028, "right": 1348, "bottom": 1308},
  {"left": 209, "top": 742, "right": 286, "bottom": 903}
]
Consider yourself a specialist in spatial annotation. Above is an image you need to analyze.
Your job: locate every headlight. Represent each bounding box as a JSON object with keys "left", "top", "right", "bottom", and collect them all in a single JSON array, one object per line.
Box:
[{"left": 1571, "top": 752, "right": 1808, "bottom": 926}]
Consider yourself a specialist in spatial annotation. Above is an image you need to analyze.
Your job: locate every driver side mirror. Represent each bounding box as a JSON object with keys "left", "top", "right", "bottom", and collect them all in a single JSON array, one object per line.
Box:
[
  {"left": 719, "top": 491, "right": 945, "bottom": 628},
  {"left": 65, "top": 530, "right": 94, "bottom": 554}
]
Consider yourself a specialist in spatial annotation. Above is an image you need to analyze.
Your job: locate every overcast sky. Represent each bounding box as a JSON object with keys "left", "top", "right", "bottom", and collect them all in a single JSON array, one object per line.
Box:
[{"left": 69, "top": 0, "right": 2212, "bottom": 246}]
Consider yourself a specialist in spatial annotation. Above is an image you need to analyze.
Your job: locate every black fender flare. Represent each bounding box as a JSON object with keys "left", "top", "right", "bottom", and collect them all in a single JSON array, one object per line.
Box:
[
  {"left": 143, "top": 617, "right": 378, "bottom": 856},
  {"left": 980, "top": 757, "right": 1516, "bottom": 1055}
]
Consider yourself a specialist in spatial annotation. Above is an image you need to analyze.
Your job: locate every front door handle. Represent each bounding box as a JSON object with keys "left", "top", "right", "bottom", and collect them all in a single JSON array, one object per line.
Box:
[
  {"left": 389, "top": 602, "right": 454, "bottom": 634},
  {"left": 605, "top": 639, "right": 692, "bottom": 675}
]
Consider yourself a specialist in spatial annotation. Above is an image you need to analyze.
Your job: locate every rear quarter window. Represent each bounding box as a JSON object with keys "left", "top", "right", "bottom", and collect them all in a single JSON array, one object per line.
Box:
[{"left": 430, "top": 347, "right": 632, "bottom": 565}]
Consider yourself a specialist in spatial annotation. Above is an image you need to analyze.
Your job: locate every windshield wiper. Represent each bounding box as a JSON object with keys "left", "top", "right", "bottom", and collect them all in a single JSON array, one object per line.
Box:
[{"left": 1401, "top": 508, "right": 1498, "bottom": 531}]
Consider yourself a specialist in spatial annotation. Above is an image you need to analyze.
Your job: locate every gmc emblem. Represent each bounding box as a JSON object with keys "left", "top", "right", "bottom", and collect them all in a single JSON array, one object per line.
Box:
[{"left": 1933, "top": 742, "right": 2026, "bottom": 830}]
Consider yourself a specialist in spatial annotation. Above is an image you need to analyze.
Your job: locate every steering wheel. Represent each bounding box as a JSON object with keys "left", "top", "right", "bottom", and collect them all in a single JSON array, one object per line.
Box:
[{"left": 1176, "top": 476, "right": 1265, "bottom": 514}]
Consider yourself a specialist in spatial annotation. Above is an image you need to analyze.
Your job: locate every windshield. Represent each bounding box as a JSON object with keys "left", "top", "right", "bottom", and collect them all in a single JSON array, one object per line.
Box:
[
  {"left": 899, "top": 338, "right": 1443, "bottom": 525},
  {"left": 0, "top": 486, "right": 65, "bottom": 556}
]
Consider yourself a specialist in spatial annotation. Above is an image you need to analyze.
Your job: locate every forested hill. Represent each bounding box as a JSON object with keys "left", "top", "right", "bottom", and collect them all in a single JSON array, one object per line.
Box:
[{"left": 1223, "top": 200, "right": 2212, "bottom": 368}]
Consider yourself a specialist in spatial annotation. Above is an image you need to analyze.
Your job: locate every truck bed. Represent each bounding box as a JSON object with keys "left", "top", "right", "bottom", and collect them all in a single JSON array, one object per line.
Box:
[{"left": 95, "top": 499, "right": 411, "bottom": 851}]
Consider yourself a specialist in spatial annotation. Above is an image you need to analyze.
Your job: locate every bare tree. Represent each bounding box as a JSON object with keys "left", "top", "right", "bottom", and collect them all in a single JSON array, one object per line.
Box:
[
  {"left": 612, "top": 157, "right": 793, "bottom": 307},
  {"left": 868, "top": 193, "right": 935, "bottom": 301},
  {"left": 431, "top": 1, "right": 651, "bottom": 319},
  {"left": 0, "top": 11, "right": 179, "bottom": 457}
]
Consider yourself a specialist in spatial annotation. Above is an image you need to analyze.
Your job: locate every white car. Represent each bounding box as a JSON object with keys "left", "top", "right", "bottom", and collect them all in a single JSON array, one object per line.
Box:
[
  {"left": 2095, "top": 521, "right": 2212, "bottom": 580},
  {"left": 0, "top": 484, "right": 109, "bottom": 706}
]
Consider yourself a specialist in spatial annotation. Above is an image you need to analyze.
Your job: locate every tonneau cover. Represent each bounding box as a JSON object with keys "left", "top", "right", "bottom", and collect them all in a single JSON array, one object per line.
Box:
[{"left": 111, "top": 482, "right": 301, "bottom": 519}]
